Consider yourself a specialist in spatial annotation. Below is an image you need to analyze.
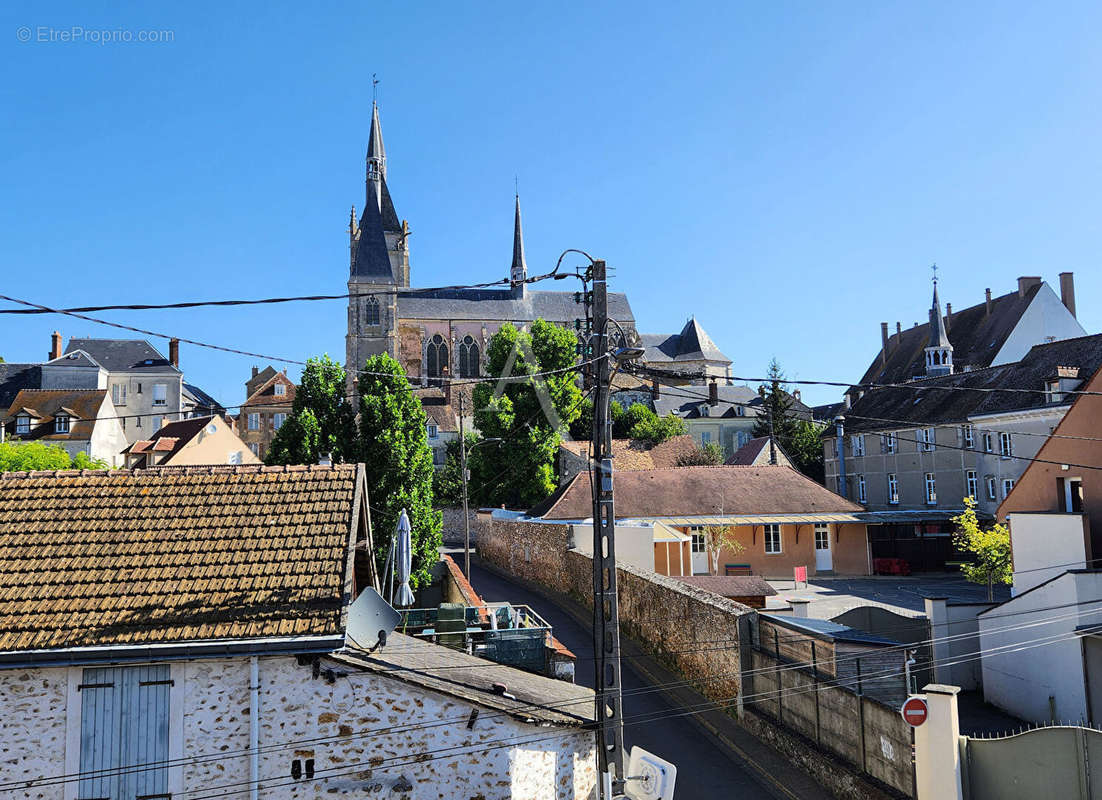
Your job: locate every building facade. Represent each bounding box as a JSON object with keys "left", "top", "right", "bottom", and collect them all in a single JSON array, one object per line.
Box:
[
  {"left": 344, "top": 103, "right": 636, "bottom": 390},
  {"left": 236, "top": 366, "right": 296, "bottom": 460},
  {"left": 1, "top": 388, "right": 127, "bottom": 466}
]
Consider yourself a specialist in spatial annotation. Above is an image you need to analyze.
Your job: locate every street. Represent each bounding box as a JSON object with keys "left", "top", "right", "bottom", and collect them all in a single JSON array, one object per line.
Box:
[{"left": 468, "top": 561, "right": 786, "bottom": 800}]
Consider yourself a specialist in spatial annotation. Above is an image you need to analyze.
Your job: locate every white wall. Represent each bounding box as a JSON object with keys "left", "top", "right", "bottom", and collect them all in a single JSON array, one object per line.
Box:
[
  {"left": 1008, "top": 512, "right": 1090, "bottom": 595},
  {"left": 992, "top": 283, "right": 1086, "bottom": 367},
  {"left": 978, "top": 571, "right": 1102, "bottom": 724},
  {"left": 40, "top": 364, "right": 106, "bottom": 390},
  {"left": 0, "top": 654, "right": 596, "bottom": 800},
  {"left": 571, "top": 521, "right": 655, "bottom": 572},
  {"left": 88, "top": 394, "right": 128, "bottom": 467},
  {"left": 926, "top": 598, "right": 997, "bottom": 691}
]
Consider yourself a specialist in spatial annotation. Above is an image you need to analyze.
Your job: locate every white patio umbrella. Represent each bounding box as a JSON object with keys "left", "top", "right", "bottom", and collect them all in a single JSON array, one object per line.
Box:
[{"left": 393, "top": 509, "right": 416, "bottom": 608}]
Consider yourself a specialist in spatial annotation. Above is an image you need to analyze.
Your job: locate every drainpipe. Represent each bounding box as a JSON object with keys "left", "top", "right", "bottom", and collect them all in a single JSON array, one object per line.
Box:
[
  {"left": 250, "top": 656, "right": 260, "bottom": 800},
  {"left": 834, "top": 416, "right": 847, "bottom": 498}
]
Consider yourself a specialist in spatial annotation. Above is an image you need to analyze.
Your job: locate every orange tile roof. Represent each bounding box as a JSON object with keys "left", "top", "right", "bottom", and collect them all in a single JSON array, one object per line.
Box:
[{"left": 0, "top": 464, "right": 367, "bottom": 655}]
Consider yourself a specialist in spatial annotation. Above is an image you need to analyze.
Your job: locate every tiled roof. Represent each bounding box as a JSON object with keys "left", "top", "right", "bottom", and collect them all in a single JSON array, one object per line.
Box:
[
  {"left": 64, "top": 339, "right": 179, "bottom": 374},
  {"left": 2, "top": 389, "right": 109, "bottom": 441},
  {"left": 529, "top": 465, "right": 863, "bottom": 520},
  {"left": 0, "top": 465, "right": 365, "bottom": 655},
  {"left": 674, "top": 575, "right": 777, "bottom": 598},
  {"left": 828, "top": 333, "right": 1102, "bottom": 436},
  {"left": 859, "top": 284, "right": 1042, "bottom": 386},
  {"left": 727, "top": 437, "right": 794, "bottom": 467},
  {"left": 122, "top": 416, "right": 214, "bottom": 461},
  {"left": 561, "top": 435, "right": 699, "bottom": 471},
  {"left": 243, "top": 372, "right": 296, "bottom": 409}
]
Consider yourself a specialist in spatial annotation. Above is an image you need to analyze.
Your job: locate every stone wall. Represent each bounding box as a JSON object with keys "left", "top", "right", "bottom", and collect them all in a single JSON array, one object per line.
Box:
[
  {"left": 0, "top": 655, "right": 595, "bottom": 800},
  {"left": 438, "top": 505, "right": 478, "bottom": 545}
]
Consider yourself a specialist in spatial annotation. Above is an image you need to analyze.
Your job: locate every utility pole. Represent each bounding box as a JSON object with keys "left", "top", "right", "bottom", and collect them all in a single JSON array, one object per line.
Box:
[
  {"left": 458, "top": 389, "right": 471, "bottom": 578},
  {"left": 589, "top": 259, "right": 625, "bottom": 798}
]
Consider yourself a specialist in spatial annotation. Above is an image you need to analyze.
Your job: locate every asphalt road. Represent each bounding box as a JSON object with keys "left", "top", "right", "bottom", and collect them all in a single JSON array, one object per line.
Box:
[{"left": 467, "top": 562, "right": 782, "bottom": 800}]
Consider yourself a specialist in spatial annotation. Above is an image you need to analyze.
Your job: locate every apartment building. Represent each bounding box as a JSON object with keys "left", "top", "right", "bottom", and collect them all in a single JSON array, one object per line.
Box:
[{"left": 237, "top": 365, "right": 295, "bottom": 460}]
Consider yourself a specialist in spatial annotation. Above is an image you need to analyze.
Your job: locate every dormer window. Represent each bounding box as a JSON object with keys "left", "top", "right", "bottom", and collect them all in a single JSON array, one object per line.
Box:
[
  {"left": 15, "top": 415, "right": 30, "bottom": 435},
  {"left": 427, "top": 423, "right": 438, "bottom": 439},
  {"left": 274, "top": 383, "right": 286, "bottom": 397},
  {"left": 54, "top": 414, "right": 69, "bottom": 434},
  {"left": 1045, "top": 379, "right": 1062, "bottom": 404},
  {"left": 699, "top": 405, "right": 710, "bottom": 417}
]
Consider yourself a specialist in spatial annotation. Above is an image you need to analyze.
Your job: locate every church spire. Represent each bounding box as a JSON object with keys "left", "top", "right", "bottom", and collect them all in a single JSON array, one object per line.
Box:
[
  {"left": 510, "top": 193, "right": 527, "bottom": 291},
  {"left": 924, "top": 265, "right": 953, "bottom": 376},
  {"left": 366, "top": 100, "right": 387, "bottom": 213}
]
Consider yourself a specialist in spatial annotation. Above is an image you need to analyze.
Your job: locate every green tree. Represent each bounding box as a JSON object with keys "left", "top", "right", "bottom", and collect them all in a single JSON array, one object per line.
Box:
[
  {"left": 703, "top": 525, "right": 745, "bottom": 576},
  {"left": 629, "top": 409, "right": 686, "bottom": 443},
  {"left": 358, "top": 353, "right": 442, "bottom": 590},
  {"left": 470, "top": 320, "right": 583, "bottom": 508},
  {"left": 787, "top": 420, "right": 825, "bottom": 483},
  {"left": 432, "top": 433, "right": 477, "bottom": 506},
  {"left": 266, "top": 355, "right": 356, "bottom": 465},
  {"left": 952, "top": 497, "right": 1013, "bottom": 601},
  {"left": 677, "top": 442, "right": 725, "bottom": 466},
  {"left": 751, "top": 359, "right": 825, "bottom": 481},
  {"left": 570, "top": 398, "right": 628, "bottom": 441},
  {"left": 0, "top": 442, "right": 107, "bottom": 471}
]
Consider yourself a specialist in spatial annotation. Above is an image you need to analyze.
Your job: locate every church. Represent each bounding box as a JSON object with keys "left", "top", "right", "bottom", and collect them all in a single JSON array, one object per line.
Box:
[{"left": 344, "top": 103, "right": 637, "bottom": 386}]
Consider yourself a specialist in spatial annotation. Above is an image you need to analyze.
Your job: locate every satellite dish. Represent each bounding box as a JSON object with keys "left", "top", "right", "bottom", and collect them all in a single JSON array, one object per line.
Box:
[
  {"left": 624, "top": 746, "right": 676, "bottom": 800},
  {"left": 206, "top": 423, "right": 218, "bottom": 434},
  {"left": 345, "top": 587, "right": 401, "bottom": 651}
]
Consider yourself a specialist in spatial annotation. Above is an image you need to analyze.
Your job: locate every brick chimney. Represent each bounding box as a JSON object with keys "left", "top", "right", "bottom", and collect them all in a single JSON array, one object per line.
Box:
[
  {"left": 169, "top": 338, "right": 180, "bottom": 369},
  {"left": 1060, "top": 272, "right": 1077, "bottom": 318},
  {"left": 708, "top": 380, "right": 718, "bottom": 406},
  {"left": 895, "top": 321, "right": 902, "bottom": 348},
  {"left": 985, "top": 288, "right": 992, "bottom": 316},
  {"left": 945, "top": 303, "right": 952, "bottom": 333},
  {"left": 651, "top": 378, "right": 660, "bottom": 399},
  {"left": 880, "top": 322, "right": 889, "bottom": 367},
  {"left": 49, "top": 331, "right": 62, "bottom": 361},
  {"left": 251, "top": 366, "right": 259, "bottom": 379},
  {"left": 1018, "top": 276, "right": 1042, "bottom": 298}
]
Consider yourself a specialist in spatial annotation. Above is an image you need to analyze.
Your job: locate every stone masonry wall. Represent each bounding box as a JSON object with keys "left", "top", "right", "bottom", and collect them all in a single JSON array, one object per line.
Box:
[
  {"left": 0, "top": 656, "right": 595, "bottom": 800},
  {"left": 438, "top": 506, "right": 478, "bottom": 545}
]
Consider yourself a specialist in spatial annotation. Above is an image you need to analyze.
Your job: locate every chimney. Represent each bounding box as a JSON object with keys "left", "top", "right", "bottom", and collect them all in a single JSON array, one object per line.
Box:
[
  {"left": 1018, "top": 276, "right": 1042, "bottom": 298},
  {"left": 895, "top": 321, "right": 902, "bottom": 348},
  {"left": 944, "top": 303, "right": 952, "bottom": 333},
  {"left": 251, "top": 366, "right": 259, "bottom": 379},
  {"left": 1060, "top": 272, "right": 1077, "bottom": 318},
  {"left": 651, "top": 379, "right": 660, "bottom": 400},
  {"left": 789, "top": 598, "right": 810, "bottom": 618},
  {"left": 443, "top": 379, "right": 453, "bottom": 407},
  {"left": 708, "top": 380, "right": 718, "bottom": 406},
  {"left": 169, "top": 338, "right": 180, "bottom": 369},
  {"left": 49, "top": 331, "right": 62, "bottom": 361},
  {"left": 985, "top": 288, "right": 992, "bottom": 316},
  {"left": 880, "top": 322, "right": 889, "bottom": 367}
]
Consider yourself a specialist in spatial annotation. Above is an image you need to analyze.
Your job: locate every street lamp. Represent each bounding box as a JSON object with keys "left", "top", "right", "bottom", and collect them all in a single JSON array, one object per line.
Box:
[{"left": 460, "top": 433, "right": 502, "bottom": 579}]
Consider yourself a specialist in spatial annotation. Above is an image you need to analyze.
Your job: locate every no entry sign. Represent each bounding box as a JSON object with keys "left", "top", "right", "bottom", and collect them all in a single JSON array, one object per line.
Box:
[{"left": 901, "top": 696, "right": 928, "bottom": 727}]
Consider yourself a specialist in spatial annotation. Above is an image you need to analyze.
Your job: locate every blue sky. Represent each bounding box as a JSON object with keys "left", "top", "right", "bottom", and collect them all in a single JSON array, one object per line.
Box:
[{"left": 2, "top": 1, "right": 1100, "bottom": 408}]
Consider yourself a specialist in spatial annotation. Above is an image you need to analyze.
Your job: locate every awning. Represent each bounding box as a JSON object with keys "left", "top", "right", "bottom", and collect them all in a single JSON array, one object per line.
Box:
[
  {"left": 654, "top": 513, "right": 864, "bottom": 526},
  {"left": 856, "top": 509, "right": 993, "bottom": 524},
  {"left": 651, "top": 522, "right": 691, "bottom": 543}
]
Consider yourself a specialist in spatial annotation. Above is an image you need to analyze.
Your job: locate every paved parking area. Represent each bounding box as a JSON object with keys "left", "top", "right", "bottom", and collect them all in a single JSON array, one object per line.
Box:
[{"left": 764, "top": 576, "right": 1011, "bottom": 618}]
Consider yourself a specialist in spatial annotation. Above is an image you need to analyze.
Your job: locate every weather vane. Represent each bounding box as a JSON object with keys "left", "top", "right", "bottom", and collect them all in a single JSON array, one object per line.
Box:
[
  {"left": 931, "top": 262, "right": 938, "bottom": 285},
  {"left": 372, "top": 73, "right": 379, "bottom": 104}
]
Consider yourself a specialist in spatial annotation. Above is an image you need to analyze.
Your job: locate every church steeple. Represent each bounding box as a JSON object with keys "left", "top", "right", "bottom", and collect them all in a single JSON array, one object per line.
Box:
[
  {"left": 366, "top": 101, "right": 387, "bottom": 213},
  {"left": 924, "top": 265, "right": 953, "bottom": 376},
  {"left": 510, "top": 193, "right": 527, "bottom": 294}
]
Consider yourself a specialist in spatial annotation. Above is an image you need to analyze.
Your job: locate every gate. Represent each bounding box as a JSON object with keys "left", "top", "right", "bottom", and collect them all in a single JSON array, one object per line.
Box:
[{"left": 962, "top": 725, "right": 1102, "bottom": 799}]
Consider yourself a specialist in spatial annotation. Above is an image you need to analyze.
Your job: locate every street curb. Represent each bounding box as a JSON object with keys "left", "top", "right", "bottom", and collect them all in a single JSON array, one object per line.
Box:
[{"left": 471, "top": 555, "right": 831, "bottom": 800}]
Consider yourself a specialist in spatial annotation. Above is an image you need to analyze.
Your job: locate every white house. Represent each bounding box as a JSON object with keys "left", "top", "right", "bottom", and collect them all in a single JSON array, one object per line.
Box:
[{"left": 0, "top": 465, "right": 596, "bottom": 799}]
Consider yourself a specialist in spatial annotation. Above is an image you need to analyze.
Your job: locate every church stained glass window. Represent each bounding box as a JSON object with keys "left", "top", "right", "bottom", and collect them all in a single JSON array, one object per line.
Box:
[
  {"left": 427, "top": 334, "right": 448, "bottom": 385},
  {"left": 365, "top": 295, "right": 380, "bottom": 326},
  {"left": 458, "top": 335, "right": 480, "bottom": 378}
]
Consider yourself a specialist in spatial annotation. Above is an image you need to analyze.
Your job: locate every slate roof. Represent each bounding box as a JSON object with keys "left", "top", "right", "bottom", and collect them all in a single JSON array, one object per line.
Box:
[
  {"left": 641, "top": 318, "right": 731, "bottom": 365},
  {"left": 0, "top": 465, "right": 364, "bottom": 655},
  {"left": 332, "top": 633, "right": 594, "bottom": 726},
  {"left": 121, "top": 415, "right": 214, "bottom": 461},
  {"left": 352, "top": 189, "right": 395, "bottom": 280},
  {"left": 761, "top": 613, "right": 900, "bottom": 646},
  {"left": 0, "top": 363, "right": 41, "bottom": 410},
  {"left": 397, "top": 288, "right": 634, "bottom": 324},
  {"left": 379, "top": 176, "right": 401, "bottom": 232},
  {"left": 827, "top": 333, "right": 1102, "bottom": 437},
  {"left": 675, "top": 575, "right": 778, "bottom": 599},
  {"left": 859, "top": 284, "right": 1042, "bottom": 386},
  {"left": 529, "top": 465, "right": 863, "bottom": 520},
  {"left": 62, "top": 339, "right": 178, "bottom": 374},
  {"left": 2, "top": 389, "right": 109, "bottom": 441},
  {"left": 183, "top": 383, "right": 226, "bottom": 415},
  {"left": 653, "top": 383, "right": 812, "bottom": 421}
]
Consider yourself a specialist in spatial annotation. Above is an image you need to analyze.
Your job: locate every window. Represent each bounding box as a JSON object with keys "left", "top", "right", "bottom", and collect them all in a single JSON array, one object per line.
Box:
[
  {"left": 962, "top": 424, "right": 974, "bottom": 448},
  {"left": 136, "top": 382, "right": 142, "bottom": 394},
  {"left": 152, "top": 383, "right": 167, "bottom": 407},
  {"left": 857, "top": 474, "right": 867, "bottom": 503},
  {"left": 54, "top": 414, "right": 69, "bottom": 434},
  {"left": 814, "top": 523, "right": 830, "bottom": 550},
  {"left": 15, "top": 415, "right": 30, "bottom": 435},
  {"left": 1063, "top": 478, "right": 1085, "bottom": 513},
  {"left": 273, "top": 413, "right": 287, "bottom": 430},
  {"left": 433, "top": 447, "right": 446, "bottom": 466},
  {"left": 274, "top": 383, "right": 286, "bottom": 396},
  {"left": 986, "top": 476, "right": 997, "bottom": 500},
  {"left": 887, "top": 473, "right": 899, "bottom": 504},
  {"left": 1002, "top": 478, "right": 1015, "bottom": 498},
  {"left": 884, "top": 432, "right": 897, "bottom": 454},
  {"left": 247, "top": 413, "right": 260, "bottom": 431},
  {"left": 735, "top": 406, "right": 745, "bottom": 417},
  {"left": 135, "top": 415, "right": 141, "bottom": 428},
  {"left": 999, "top": 432, "right": 1013, "bottom": 458},
  {"left": 458, "top": 335, "right": 481, "bottom": 379},
  {"left": 690, "top": 530, "right": 706, "bottom": 553},
  {"left": 365, "top": 295, "right": 381, "bottom": 326},
  {"left": 925, "top": 472, "right": 937, "bottom": 504},
  {"left": 966, "top": 470, "right": 978, "bottom": 499},
  {"left": 921, "top": 428, "right": 935, "bottom": 452},
  {"left": 701, "top": 431, "right": 712, "bottom": 444},
  {"left": 699, "top": 405, "right": 710, "bottom": 417},
  {"left": 78, "top": 665, "right": 171, "bottom": 800},
  {"left": 764, "top": 524, "right": 782, "bottom": 554},
  {"left": 427, "top": 423, "right": 438, "bottom": 439},
  {"left": 152, "top": 416, "right": 162, "bottom": 434},
  {"left": 228, "top": 451, "right": 242, "bottom": 465},
  {"left": 982, "top": 432, "right": 994, "bottom": 453},
  {"left": 852, "top": 434, "right": 865, "bottom": 457},
  {"left": 249, "top": 442, "right": 260, "bottom": 457},
  {"left": 1045, "top": 379, "right": 1062, "bottom": 404},
  {"left": 111, "top": 383, "right": 127, "bottom": 405},
  {"left": 426, "top": 334, "right": 448, "bottom": 385}
]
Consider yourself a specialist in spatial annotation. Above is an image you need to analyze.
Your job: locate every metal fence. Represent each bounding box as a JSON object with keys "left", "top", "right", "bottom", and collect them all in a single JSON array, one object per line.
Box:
[{"left": 963, "top": 724, "right": 1102, "bottom": 799}]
